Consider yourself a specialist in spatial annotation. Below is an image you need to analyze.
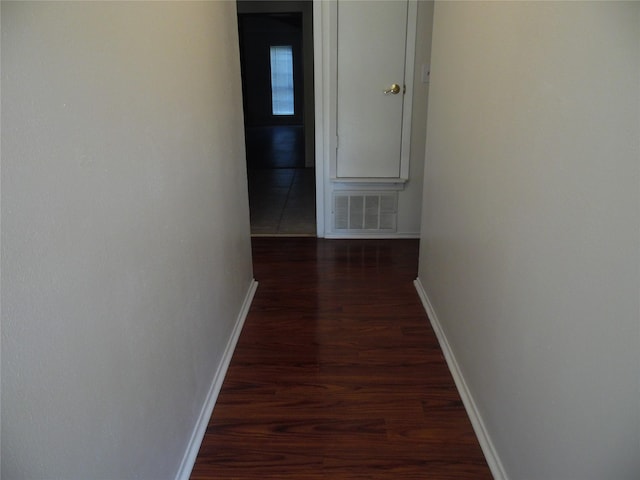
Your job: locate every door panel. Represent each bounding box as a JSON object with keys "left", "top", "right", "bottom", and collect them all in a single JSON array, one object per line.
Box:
[{"left": 336, "top": 0, "right": 408, "bottom": 178}]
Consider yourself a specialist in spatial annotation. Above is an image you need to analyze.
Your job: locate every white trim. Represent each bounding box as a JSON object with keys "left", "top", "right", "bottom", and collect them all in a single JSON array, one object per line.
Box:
[
  {"left": 331, "top": 177, "right": 408, "bottom": 184},
  {"left": 399, "top": 0, "right": 417, "bottom": 180},
  {"left": 413, "top": 278, "right": 509, "bottom": 480},
  {"left": 313, "top": 0, "right": 327, "bottom": 238},
  {"left": 175, "top": 279, "right": 259, "bottom": 480},
  {"left": 314, "top": 0, "right": 337, "bottom": 238},
  {"left": 331, "top": 178, "right": 408, "bottom": 192},
  {"left": 324, "top": 233, "right": 420, "bottom": 240}
]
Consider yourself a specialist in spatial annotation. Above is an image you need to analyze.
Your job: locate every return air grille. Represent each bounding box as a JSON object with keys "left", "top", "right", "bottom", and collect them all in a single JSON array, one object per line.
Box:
[{"left": 333, "top": 192, "right": 397, "bottom": 232}]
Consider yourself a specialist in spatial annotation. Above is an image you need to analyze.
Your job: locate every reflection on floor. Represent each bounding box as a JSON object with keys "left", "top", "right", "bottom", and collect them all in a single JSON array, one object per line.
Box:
[{"left": 245, "top": 125, "right": 315, "bottom": 236}]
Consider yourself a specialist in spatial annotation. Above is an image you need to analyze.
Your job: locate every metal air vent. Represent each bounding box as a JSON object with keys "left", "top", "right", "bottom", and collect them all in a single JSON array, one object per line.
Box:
[{"left": 333, "top": 192, "right": 397, "bottom": 232}]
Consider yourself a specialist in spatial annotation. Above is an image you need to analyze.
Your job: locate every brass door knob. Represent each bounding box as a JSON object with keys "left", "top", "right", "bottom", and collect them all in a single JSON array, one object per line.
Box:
[{"left": 384, "top": 83, "right": 401, "bottom": 95}]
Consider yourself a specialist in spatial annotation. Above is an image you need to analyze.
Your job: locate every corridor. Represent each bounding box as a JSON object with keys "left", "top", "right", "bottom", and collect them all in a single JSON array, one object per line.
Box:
[{"left": 191, "top": 238, "right": 491, "bottom": 479}]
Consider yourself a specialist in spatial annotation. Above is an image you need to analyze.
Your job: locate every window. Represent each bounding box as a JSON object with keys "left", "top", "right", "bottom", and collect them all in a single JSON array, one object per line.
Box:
[{"left": 270, "top": 46, "right": 294, "bottom": 115}]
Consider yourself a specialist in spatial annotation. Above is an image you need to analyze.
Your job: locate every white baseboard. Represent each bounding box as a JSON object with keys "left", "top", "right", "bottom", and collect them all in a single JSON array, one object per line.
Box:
[
  {"left": 413, "top": 278, "right": 508, "bottom": 480},
  {"left": 175, "top": 279, "right": 258, "bottom": 480}
]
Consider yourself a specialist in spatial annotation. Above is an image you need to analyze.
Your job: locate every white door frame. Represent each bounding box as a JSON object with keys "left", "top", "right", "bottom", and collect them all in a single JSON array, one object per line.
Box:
[{"left": 312, "top": 0, "right": 332, "bottom": 237}]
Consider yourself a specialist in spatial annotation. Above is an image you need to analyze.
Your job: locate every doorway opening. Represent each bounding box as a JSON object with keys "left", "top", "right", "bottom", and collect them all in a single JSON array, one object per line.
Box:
[{"left": 237, "top": 2, "right": 316, "bottom": 236}]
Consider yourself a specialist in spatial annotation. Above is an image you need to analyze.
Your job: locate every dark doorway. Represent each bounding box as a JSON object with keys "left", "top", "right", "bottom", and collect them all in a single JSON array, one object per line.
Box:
[{"left": 237, "top": 2, "right": 315, "bottom": 236}]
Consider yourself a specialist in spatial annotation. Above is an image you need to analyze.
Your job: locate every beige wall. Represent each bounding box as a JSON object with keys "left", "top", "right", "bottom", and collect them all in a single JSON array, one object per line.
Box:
[
  {"left": 1, "top": 2, "right": 253, "bottom": 478},
  {"left": 419, "top": 2, "right": 639, "bottom": 478}
]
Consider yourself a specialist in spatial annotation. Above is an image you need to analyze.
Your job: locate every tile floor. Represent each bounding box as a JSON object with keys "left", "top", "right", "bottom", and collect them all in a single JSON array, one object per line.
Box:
[
  {"left": 245, "top": 125, "right": 316, "bottom": 236},
  {"left": 247, "top": 167, "right": 316, "bottom": 236}
]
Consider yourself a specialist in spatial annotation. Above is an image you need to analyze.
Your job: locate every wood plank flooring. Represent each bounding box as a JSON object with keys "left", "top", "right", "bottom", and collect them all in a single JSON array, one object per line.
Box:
[{"left": 190, "top": 238, "right": 492, "bottom": 479}]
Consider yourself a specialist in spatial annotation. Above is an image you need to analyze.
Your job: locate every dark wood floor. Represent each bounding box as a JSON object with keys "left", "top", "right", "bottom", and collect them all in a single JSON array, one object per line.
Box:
[{"left": 191, "top": 238, "right": 492, "bottom": 479}]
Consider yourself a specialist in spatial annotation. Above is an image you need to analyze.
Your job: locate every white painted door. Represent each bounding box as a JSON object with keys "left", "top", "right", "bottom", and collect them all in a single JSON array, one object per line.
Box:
[{"left": 336, "top": 0, "right": 410, "bottom": 179}]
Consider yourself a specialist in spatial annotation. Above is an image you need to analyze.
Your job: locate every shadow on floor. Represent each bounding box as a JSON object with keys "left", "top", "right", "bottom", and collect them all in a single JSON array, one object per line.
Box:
[{"left": 245, "top": 126, "right": 315, "bottom": 236}]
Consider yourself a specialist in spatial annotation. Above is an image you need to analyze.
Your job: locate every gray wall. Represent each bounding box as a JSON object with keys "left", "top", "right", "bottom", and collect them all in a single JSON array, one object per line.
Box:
[
  {"left": 418, "top": 2, "right": 639, "bottom": 479},
  {"left": 1, "top": 2, "right": 253, "bottom": 478}
]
